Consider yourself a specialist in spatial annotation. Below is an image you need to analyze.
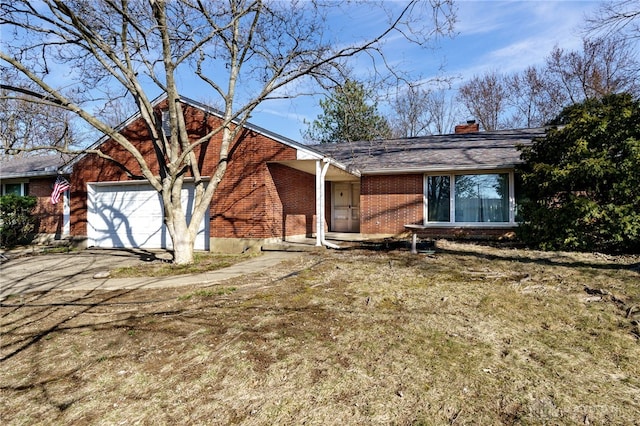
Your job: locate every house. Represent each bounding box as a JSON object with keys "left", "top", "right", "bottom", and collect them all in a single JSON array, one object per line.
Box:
[
  {"left": 67, "top": 95, "right": 354, "bottom": 253},
  {"left": 314, "top": 125, "right": 546, "bottom": 241},
  {"left": 3, "top": 94, "right": 546, "bottom": 252},
  {"left": 0, "top": 153, "right": 74, "bottom": 242}
]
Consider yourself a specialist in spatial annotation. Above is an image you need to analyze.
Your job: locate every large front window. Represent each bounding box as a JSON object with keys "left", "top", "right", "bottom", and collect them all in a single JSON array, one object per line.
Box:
[{"left": 426, "top": 173, "right": 512, "bottom": 224}]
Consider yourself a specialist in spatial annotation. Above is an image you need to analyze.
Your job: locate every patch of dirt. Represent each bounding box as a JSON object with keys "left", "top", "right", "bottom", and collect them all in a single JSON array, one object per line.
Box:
[{"left": 2, "top": 241, "right": 639, "bottom": 425}]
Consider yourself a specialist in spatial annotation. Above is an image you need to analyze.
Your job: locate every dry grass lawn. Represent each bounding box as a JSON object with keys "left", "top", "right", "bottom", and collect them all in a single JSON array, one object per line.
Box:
[{"left": 1, "top": 240, "right": 639, "bottom": 425}]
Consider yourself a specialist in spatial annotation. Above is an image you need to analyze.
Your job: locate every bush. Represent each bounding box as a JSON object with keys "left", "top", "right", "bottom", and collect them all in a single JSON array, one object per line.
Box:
[
  {"left": 517, "top": 93, "right": 640, "bottom": 253},
  {"left": 0, "top": 194, "right": 38, "bottom": 248}
]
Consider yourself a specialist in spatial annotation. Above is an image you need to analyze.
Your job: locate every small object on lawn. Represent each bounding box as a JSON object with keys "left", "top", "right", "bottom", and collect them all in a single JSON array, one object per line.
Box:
[{"left": 93, "top": 271, "right": 111, "bottom": 279}]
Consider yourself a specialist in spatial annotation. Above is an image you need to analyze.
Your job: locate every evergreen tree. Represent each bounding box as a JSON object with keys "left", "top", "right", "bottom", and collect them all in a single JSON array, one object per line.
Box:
[
  {"left": 517, "top": 93, "right": 640, "bottom": 253},
  {"left": 305, "top": 80, "right": 391, "bottom": 143}
]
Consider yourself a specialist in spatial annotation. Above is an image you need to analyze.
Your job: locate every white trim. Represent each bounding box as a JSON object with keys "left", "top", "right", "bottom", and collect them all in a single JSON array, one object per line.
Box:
[
  {"left": 62, "top": 190, "right": 70, "bottom": 237},
  {"left": 1, "top": 181, "right": 28, "bottom": 196},
  {"left": 87, "top": 177, "right": 209, "bottom": 187},
  {"left": 363, "top": 164, "right": 521, "bottom": 175}
]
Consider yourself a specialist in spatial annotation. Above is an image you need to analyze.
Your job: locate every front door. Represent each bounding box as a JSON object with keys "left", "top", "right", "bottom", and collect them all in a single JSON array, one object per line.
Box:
[{"left": 332, "top": 182, "right": 360, "bottom": 232}]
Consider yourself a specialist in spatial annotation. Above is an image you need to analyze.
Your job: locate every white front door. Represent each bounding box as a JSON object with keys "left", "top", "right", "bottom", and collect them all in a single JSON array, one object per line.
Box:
[
  {"left": 332, "top": 182, "right": 360, "bottom": 232},
  {"left": 87, "top": 182, "right": 208, "bottom": 250}
]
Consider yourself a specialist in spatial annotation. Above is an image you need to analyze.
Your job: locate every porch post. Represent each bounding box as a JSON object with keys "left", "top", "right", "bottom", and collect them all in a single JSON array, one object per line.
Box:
[
  {"left": 315, "top": 159, "right": 331, "bottom": 247},
  {"left": 315, "top": 160, "right": 323, "bottom": 246},
  {"left": 62, "top": 190, "right": 70, "bottom": 237},
  {"left": 319, "top": 160, "right": 330, "bottom": 243}
]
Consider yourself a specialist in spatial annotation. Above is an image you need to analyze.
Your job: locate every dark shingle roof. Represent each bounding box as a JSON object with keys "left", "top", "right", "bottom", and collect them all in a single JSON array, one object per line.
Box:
[
  {"left": 0, "top": 153, "right": 75, "bottom": 178},
  {"left": 312, "top": 128, "right": 547, "bottom": 174}
]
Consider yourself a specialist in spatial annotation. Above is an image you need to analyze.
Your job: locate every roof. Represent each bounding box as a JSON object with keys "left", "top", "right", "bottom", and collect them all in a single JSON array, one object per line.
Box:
[
  {"left": 71, "top": 94, "right": 326, "bottom": 169},
  {"left": 311, "top": 128, "right": 547, "bottom": 174},
  {"left": 0, "top": 153, "right": 75, "bottom": 179}
]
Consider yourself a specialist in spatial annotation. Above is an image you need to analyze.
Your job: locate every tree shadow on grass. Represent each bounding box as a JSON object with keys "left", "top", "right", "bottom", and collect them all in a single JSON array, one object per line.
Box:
[{"left": 350, "top": 238, "right": 639, "bottom": 274}]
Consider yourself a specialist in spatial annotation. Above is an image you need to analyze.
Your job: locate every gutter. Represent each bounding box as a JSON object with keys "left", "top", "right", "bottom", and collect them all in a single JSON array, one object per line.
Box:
[{"left": 359, "top": 163, "right": 523, "bottom": 175}]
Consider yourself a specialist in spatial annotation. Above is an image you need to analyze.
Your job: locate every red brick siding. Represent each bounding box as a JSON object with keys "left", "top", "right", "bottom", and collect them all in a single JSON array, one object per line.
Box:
[
  {"left": 210, "top": 132, "right": 298, "bottom": 238},
  {"left": 411, "top": 227, "right": 516, "bottom": 240},
  {"left": 71, "top": 103, "right": 302, "bottom": 240},
  {"left": 360, "top": 174, "right": 423, "bottom": 234},
  {"left": 29, "top": 177, "right": 64, "bottom": 235},
  {"left": 267, "top": 163, "right": 317, "bottom": 237}
]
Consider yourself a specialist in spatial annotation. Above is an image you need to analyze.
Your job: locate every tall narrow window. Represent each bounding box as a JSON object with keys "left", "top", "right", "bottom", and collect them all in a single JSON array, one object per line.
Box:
[
  {"left": 161, "top": 110, "right": 171, "bottom": 138},
  {"left": 427, "top": 175, "right": 450, "bottom": 222}
]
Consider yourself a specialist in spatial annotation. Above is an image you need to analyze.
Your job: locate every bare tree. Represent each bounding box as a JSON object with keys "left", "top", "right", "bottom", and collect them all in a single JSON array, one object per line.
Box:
[
  {"left": 457, "top": 71, "right": 507, "bottom": 131},
  {"left": 545, "top": 37, "right": 639, "bottom": 104},
  {"left": 0, "top": 0, "right": 455, "bottom": 264},
  {"left": 0, "top": 71, "right": 78, "bottom": 155},
  {"left": 425, "top": 88, "right": 464, "bottom": 135},
  {"left": 502, "top": 66, "right": 563, "bottom": 128},
  {"left": 585, "top": 0, "right": 640, "bottom": 41},
  {"left": 389, "top": 84, "right": 433, "bottom": 138}
]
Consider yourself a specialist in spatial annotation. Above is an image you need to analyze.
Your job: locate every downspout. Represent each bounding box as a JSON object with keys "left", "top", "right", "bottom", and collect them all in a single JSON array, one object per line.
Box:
[{"left": 316, "top": 159, "right": 340, "bottom": 249}]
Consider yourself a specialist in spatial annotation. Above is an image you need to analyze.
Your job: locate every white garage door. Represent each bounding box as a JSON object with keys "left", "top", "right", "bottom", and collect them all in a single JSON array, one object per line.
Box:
[{"left": 87, "top": 182, "right": 209, "bottom": 250}]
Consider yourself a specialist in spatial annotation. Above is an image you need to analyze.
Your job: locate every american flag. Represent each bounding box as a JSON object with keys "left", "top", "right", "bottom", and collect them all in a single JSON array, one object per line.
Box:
[{"left": 50, "top": 175, "right": 70, "bottom": 205}]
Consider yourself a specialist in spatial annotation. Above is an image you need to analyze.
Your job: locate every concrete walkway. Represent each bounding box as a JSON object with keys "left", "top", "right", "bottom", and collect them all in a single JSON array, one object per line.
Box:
[{"left": 0, "top": 249, "right": 301, "bottom": 299}]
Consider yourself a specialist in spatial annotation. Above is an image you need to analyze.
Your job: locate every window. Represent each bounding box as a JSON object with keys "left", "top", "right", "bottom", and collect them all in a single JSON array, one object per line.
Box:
[
  {"left": 161, "top": 110, "right": 171, "bottom": 137},
  {"left": 426, "top": 176, "right": 450, "bottom": 222},
  {"left": 425, "top": 172, "right": 513, "bottom": 225},
  {"left": 1, "top": 182, "right": 28, "bottom": 196}
]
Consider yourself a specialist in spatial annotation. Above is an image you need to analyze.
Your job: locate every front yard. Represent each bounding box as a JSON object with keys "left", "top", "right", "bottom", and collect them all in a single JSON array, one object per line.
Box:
[{"left": 1, "top": 241, "right": 639, "bottom": 424}]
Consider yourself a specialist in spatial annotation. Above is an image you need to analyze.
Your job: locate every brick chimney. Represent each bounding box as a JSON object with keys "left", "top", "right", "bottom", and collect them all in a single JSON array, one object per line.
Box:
[{"left": 455, "top": 120, "right": 479, "bottom": 134}]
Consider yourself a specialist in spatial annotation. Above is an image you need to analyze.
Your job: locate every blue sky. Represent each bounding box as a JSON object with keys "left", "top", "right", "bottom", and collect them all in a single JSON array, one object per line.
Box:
[{"left": 241, "top": 0, "right": 602, "bottom": 141}]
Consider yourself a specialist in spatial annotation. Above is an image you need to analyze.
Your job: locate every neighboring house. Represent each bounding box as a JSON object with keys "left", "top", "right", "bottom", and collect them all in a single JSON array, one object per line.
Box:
[
  {"left": 0, "top": 153, "right": 74, "bottom": 242},
  {"left": 2, "top": 95, "right": 546, "bottom": 251}
]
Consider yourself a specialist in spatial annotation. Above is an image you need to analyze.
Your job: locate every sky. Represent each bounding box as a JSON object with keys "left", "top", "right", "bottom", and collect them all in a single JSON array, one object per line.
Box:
[
  {"left": 242, "top": 0, "right": 603, "bottom": 141},
  {"left": 2, "top": 0, "right": 610, "bottom": 146}
]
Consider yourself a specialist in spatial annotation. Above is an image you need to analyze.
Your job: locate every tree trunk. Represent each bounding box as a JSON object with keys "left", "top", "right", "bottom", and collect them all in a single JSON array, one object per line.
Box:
[
  {"left": 173, "top": 234, "right": 194, "bottom": 265},
  {"left": 167, "top": 204, "right": 195, "bottom": 265}
]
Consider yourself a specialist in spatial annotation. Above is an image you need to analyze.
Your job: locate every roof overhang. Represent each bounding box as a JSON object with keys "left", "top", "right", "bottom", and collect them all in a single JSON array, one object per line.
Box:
[
  {"left": 272, "top": 159, "right": 360, "bottom": 181},
  {"left": 360, "top": 163, "right": 522, "bottom": 175},
  {"left": 0, "top": 170, "right": 65, "bottom": 180}
]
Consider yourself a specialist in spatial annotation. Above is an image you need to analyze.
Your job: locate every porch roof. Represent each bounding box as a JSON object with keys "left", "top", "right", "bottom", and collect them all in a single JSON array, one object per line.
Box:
[
  {"left": 272, "top": 159, "right": 360, "bottom": 181},
  {"left": 311, "top": 128, "right": 547, "bottom": 174}
]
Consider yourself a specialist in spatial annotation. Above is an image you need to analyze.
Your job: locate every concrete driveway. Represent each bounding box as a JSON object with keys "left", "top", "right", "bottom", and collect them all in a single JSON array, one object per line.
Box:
[{"left": 0, "top": 249, "right": 299, "bottom": 300}]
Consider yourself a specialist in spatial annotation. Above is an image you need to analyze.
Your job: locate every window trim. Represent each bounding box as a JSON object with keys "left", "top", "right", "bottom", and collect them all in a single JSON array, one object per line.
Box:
[
  {"left": 1, "top": 181, "right": 28, "bottom": 196},
  {"left": 423, "top": 170, "right": 516, "bottom": 227}
]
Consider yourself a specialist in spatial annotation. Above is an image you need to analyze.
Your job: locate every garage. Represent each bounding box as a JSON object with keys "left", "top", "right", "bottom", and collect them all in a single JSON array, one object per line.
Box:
[{"left": 87, "top": 182, "right": 209, "bottom": 250}]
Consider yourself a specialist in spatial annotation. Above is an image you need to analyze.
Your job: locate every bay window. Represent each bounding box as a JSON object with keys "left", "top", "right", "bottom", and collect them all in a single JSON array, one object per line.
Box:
[{"left": 425, "top": 172, "right": 514, "bottom": 225}]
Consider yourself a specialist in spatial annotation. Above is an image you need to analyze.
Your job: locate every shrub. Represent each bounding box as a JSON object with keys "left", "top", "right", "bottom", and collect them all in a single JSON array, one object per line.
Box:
[
  {"left": 517, "top": 93, "right": 640, "bottom": 253},
  {"left": 0, "top": 194, "right": 38, "bottom": 247}
]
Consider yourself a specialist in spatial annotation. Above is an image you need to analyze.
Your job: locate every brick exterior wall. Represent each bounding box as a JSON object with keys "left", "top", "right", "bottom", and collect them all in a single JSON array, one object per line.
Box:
[
  {"left": 267, "top": 163, "right": 318, "bottom": 238},
  {"left": 410, "top": 227, "right": 516, "bottom": 240},
  {"left": 360, "top": 174, "right": 424, "bottom": 235},
  {"left": 70, "top": 103, "right": 303, "bottom": 241},
  {"left": 210, "top": 131, "right": 298, "bottom": 239},
  {"left": 29, "top": 177, "right": 65, "bottom": 235}
]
